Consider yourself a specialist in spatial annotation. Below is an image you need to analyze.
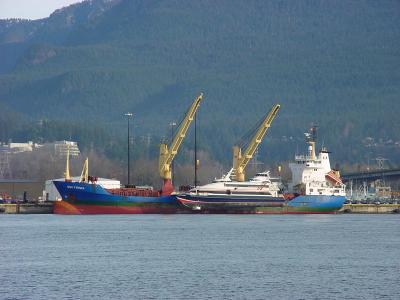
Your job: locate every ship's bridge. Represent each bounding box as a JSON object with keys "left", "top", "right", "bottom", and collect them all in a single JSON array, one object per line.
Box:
[{"left": 294, "top": 155, "right": 323, "bottom": 165}]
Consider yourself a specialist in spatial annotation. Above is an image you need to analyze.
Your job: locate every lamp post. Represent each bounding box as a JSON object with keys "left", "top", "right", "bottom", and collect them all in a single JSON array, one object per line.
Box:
[
  {"left": 124, "top": 112, "right": 133, "bottom": 186},
  {"left": 169, "top": 121, "right": 176, "bottom": 182},
  {"left": 194, "top": 113, "right": 197, "bottom": 187}
]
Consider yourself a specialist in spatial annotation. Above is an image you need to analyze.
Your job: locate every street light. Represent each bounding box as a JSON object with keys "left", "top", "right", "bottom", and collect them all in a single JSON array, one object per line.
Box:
[
  {"left": 124, "top": 112, "right": 133, "bottom": 186},
  {"left": 169, "top": 121, "right": 177, "bottom": 182},
  {"left": 194, "top": 113, "right": 197, "bottom": 187}
]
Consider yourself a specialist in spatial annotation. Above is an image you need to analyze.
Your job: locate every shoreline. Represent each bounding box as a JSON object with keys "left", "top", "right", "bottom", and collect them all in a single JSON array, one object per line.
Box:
[{"left": 1, "top": 202, "right": 399, "bottom": 214}]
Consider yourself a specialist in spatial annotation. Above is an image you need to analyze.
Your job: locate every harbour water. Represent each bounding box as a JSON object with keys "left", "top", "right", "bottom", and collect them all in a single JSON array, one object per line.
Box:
[{"left": 1, "top": 215, "right": 399, "bottom": 299}]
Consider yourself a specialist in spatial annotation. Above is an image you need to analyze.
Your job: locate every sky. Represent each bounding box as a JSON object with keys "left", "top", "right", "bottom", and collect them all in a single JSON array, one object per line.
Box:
[{"left": 0, "top": 0, "right": 81, "bottom": 20}]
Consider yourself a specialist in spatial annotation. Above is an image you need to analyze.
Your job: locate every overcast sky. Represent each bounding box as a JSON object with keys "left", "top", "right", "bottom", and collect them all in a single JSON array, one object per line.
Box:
[{"left": 0, "top": 0, "right": 82, "bottom": 20}]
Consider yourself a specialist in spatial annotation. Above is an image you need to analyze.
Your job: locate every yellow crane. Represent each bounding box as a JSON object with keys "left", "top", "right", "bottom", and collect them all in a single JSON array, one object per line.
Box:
[
  {"left": 159, "top": 93, "right": 203, "bottom": 194},
  {"left": 232, "top": 103, "right": 280, "bottom": 182}
]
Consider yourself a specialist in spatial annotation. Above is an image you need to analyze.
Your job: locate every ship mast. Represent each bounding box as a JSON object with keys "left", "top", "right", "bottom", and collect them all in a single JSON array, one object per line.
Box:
[{"left": 305, "top": 125, "right": 317, "bottom": 160}]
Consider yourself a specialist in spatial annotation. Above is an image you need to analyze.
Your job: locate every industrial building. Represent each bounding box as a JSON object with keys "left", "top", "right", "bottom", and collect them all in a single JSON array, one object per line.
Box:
[{"left": 0, "top": 179, "right": 43, "bottom": 202}]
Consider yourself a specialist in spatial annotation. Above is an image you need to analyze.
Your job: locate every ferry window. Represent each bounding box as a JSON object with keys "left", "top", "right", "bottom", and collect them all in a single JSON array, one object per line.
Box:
[{"left": 310, "top": 189, "right": 313, "bottom": 192}]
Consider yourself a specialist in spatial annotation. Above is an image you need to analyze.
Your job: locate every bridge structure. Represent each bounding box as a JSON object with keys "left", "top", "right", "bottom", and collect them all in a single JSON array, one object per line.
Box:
[
  {"left": 341, "top": 168, "right": 400, "bottom": 182},
  {"left": 341, "top": 168, "right": 400, "bottom": 201}
]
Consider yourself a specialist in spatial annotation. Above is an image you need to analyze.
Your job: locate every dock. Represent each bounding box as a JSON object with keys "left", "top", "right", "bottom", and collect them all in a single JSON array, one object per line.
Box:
[
  {"left": 340, "top": 203, "right": 400, "bottom": 214},
  {"left": 0, "top": 202, "right": 54, "bottom": 214}
]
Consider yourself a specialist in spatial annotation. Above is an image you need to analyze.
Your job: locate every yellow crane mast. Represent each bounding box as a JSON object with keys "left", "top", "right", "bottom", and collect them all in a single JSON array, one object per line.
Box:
[
  {"left": 159, "top": 93, "right": 203, "bottom": 195},
  {"left": 232, "top": 103, "right": 280, "bottom": 182},
  {"left": 64, "top": 145, "right": 71, "bottom": 181},
  {"left": 80, "top": 157, "right": 89, "bottom": 182}
]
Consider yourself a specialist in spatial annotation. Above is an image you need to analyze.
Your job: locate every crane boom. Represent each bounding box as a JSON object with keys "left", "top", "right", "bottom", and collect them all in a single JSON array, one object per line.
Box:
[
  {"left": 159, "top": 93, "right": 203, "bottom": 188},
  {"left": 233, "top": 103, "right": 280, "bottom": 182}
]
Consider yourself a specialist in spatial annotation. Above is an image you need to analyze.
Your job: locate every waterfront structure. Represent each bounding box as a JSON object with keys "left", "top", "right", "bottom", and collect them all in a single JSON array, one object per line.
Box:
[{"left": 0, "top": 179, "right": 42, "bottom": 202}]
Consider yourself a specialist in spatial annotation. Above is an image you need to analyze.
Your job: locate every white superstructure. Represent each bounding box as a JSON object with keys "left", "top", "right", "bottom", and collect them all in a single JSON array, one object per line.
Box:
[{"left": 288, "top": 127, "right": 346, "bottom": 196}]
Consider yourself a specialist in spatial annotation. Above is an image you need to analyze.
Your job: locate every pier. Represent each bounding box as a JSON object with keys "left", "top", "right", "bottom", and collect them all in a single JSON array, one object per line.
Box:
[
  {"left": 0, "top": 202, "right": 54, "bottom": 214},
  {"left": 340, "top": 203, "right": 400, "bottom": 214}
]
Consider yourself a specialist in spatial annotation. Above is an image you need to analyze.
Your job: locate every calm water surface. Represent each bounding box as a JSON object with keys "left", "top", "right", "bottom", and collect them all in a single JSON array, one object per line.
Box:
[{"left": 0, "top": 214, "right": 399, "bottom": 300}]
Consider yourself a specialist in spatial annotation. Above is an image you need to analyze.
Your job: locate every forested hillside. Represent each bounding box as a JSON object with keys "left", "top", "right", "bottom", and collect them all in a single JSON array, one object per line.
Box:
[{"left": 0, "top": 0, "right": 399, "bottom": 168}]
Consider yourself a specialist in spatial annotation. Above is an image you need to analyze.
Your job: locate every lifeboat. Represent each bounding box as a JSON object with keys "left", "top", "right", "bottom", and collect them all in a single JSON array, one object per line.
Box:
[{"left": 325, "top": 170, "right": 343, "bottom": 186}]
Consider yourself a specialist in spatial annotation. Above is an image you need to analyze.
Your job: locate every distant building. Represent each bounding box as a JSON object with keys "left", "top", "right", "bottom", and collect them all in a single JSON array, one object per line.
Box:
[
  {"left": 9, "top": 142, "right": 33, "bottom": 152},
  {"left": 0, "top": 141, "right": 42, "bottom": 154},
  {"left": 43, "top": 140, "right": 80, "bottom": 157},
  {"left": 0, "top": 140, "right": 80, "bottom": 157}
]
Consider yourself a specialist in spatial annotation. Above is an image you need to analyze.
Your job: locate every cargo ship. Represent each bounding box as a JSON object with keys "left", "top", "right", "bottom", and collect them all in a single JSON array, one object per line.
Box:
[
  {"left": 53, "top": 180, "right": 179, "bottom": 214},
  {"left": 284, "top": 126, "right": 346, "bottom": 213},
  {"left": 54, "top": 94, "right": 203, "bottom": 214},
  {"left": 177, "top": 126, "right": 346, "bottom": 214}
]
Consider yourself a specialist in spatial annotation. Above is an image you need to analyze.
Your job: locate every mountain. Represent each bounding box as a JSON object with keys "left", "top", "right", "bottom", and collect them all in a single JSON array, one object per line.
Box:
[
  {"left": 0, "top": 0, "right": 122, "bottom": 72},
  {"left": 0, "top": 0, "right": 399, "bottom": 166}
]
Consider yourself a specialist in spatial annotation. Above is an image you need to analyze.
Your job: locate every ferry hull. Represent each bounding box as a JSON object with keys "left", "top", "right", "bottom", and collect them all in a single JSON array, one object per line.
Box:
[{"left": 53, "top": 181, "right": 180, "bottom": 215}]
